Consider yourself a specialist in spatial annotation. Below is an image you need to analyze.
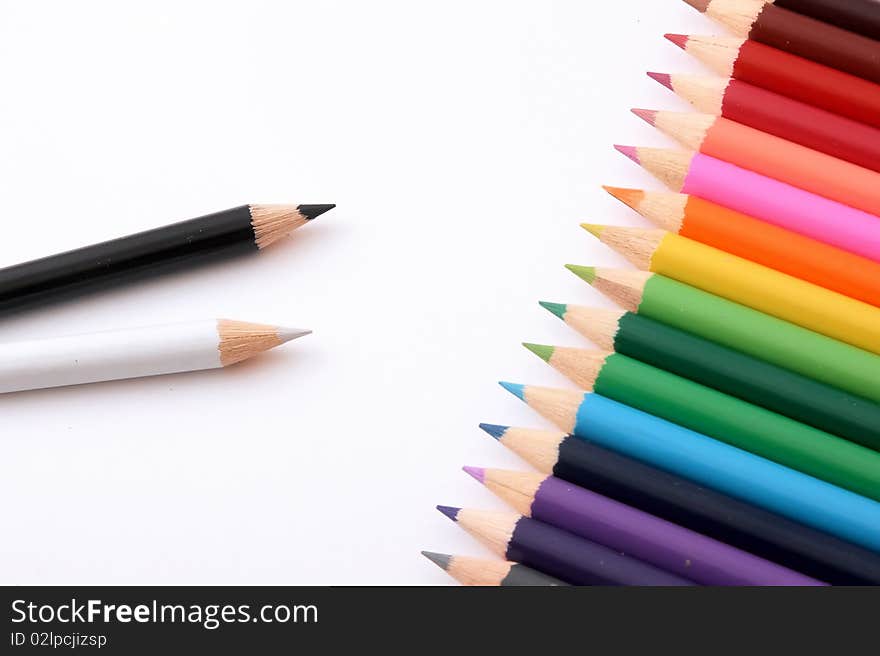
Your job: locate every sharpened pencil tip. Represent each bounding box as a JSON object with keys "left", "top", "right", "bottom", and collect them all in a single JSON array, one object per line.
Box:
[
  {"left": 614, "top": 145, "right": 639, "bottom": 164},
  {"left": 462, "top": 466, "right": 486, "bottom": 483},
  {"left": 647, "top": 71, "right": 673, "bottom": 90},
  {"left": 631, "top": 108, "right": 658, "bottom": 126},
  {"left": 603, "top": 186, "right": 643, "bottom": 211},
  {"left": 565, "top": 264, "right": 596, "bottom": 284},
  {"left": 580, "top": 224, "right": 605, "bottom": 239},
  {"left": 421, "top": 551, "right": 452, "bottom": 571},
  {"left": 682, "top": 0, "right": 709, "bottom": 12},
  {"left": 539, "top": 301, "right": 568, "bottom": 320},
  {"left": 436, "top": 505, "right": 461, "bottom": 522},
  {"left": 478, "top": 423, "right": 509, "bottom": 440},
  {"left": 523, "top": 342, "right": 554, "bottom": 363},
  {"left": 665, "top": 33, "right": 689, "bottom": 50},
  {"left": 499, "top": 381, "right": 526, "bottom": 401},
  {"left": 277, "top": 327, "right": 312, "bottom": 343},
  {"left": 297, "top": 204, "right": 336, "bottom": 220}
]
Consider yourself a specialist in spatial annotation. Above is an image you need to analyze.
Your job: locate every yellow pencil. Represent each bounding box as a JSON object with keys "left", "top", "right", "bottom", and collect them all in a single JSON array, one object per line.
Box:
[{"left": 580, "top": 224, "right": 880, "bottom": 356}]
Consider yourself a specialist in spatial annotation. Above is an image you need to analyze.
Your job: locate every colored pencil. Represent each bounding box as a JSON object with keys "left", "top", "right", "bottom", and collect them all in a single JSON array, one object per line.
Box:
[
  {"left": 772, "top": 0, "right": 880, "bottom": 41},
  {"left": 482, "top": 424, "right": 880, "bottom": 584},
  {"left": 538, "top": 303, "right": 880, "bottom": 452},
  {"left": 497, "top": 383, "right": 880, "bottom": 551},
  {"left": 665, "top": 34, "right": 880, "bottom": 128},
  {"left": 465, "top": 466, "right": 823, "bottom": 585},
  {"left": 633, "top": 110, "right": 880, "bottom": 217},
  {"left": 0, "top": 203, "right": 335, "bottom": 313},
  {"left": 522, "top": 343, "right": 880, "bottom": 498},
  {"left": 0, "top": 320, "right": 310, "bottom": 392},
  {"left": 616, "top": 146, "right": 880, "bottom": 264},
  {"left": 436, "top": 506, "right": 695, "bottom": 586},
  {"left": 604, "top": 187, "right": 880, "bottom": 308},
  {"left": 572, "top": 268, "right": 880, "bottom": 403},
  {"left": 421, "top": 551, "right": 568, "bottom": 586},
  {"left": 682, "top": 0, "right": 880, "bottom": 82},
  {"left": 648, "top": 73, "right": 880, "bottom": 171},
  {"left": 580, "top": 226, "right": 880, "bottom": 356}
]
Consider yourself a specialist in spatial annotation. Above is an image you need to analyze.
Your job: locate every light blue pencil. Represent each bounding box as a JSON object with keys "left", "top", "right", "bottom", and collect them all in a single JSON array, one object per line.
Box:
[{"left": 500, "top": 382, "right": 880, "bottom": 553}]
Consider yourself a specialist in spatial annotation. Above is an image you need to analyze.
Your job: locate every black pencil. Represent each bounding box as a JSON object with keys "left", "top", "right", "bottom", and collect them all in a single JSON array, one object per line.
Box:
[
  {"left": 480, "top": 424, "right": 880, "bottom": 585},
  {"left": 0, "top": 203, "right": 334, "bottom": 312},
  {"left": 421, "top": 552, "right": 568, "bottom": 586}
]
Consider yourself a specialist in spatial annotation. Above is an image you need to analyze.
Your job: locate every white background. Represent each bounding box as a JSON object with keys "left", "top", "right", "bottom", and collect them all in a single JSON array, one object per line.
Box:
[{"left": 0, "top": 1, "right": 716, "bottom": 584}]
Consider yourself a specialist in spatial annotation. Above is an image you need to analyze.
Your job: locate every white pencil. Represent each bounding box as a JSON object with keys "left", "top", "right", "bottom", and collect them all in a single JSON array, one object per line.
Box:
[{"left": 0, "top": 319, "right": 310, "bottom": 393}]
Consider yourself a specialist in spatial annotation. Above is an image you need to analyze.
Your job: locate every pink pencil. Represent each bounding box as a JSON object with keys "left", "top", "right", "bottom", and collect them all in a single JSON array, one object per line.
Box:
[{"left": 616, "top": 147, "right": 880, "bottom": 264}]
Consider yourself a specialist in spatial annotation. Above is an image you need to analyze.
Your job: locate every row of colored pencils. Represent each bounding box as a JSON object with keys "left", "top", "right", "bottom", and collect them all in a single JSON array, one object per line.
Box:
[{"left": 426, "top": 0, "right": 880, "bottom": 586}]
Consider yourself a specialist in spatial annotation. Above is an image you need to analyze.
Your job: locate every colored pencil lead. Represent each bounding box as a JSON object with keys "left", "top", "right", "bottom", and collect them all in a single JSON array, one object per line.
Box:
[
  {"left": 565, "top": 264, "right": 596, "bottom": 284},
  {"left": 646, "top": 71, "right": 673, "bottom": 90},
  {"left": 421, "top": 551, "right": 452, "bottom": 571},
  {"left": 296, "top": 204, "right": 336, "bottom": 220},
  {"left": 631, "top": 108, "right": 657, "bottom": 125},
  {"left": 277, "top": 328, "right": 313, "bottom": 343},
  {"left": 538, "top": 301, "right": 567, "bottom": 319},
  {"left": 613, "top": 144, "right": 639, "bottom": 164},
  {"left": 602, "top": 186, "right": 643, "bottom": 212},
  {"left": 478, "top": 423, "right": 508, "bottom": 440},
  {"left": 436, "top": 505, "right": 461, "bottom": 521},
  {"left": 580, "top": 224, "right": 605, "bottom": 239},
  {"left": 682, "top": 0, "right": 709, "bottom": 10},
  {"left": 499, "top": 381, "right": 526, "bottom": 400},
  {"left": 522, "top": 343, "right": 553, "bottom": 363},
  {"left": 665, "top": 33, "right": 689, "bottom": 49},
  {"left": 462, "top": 466, "right": 486, "bottom": 483}
]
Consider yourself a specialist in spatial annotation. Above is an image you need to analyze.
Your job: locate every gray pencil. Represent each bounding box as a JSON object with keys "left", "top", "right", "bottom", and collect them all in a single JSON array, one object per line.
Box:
[{"left": 422, "top": 551, "right": 569, "bottom": 586}]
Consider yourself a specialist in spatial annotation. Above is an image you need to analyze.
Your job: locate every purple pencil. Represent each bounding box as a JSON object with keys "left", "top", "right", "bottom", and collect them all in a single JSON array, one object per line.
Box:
[
  {"left": 436, "top": 505, "right": 694, "bottom": 586},
  {"left": 464, "top": 467, "right": 824, "bottom": 586}
]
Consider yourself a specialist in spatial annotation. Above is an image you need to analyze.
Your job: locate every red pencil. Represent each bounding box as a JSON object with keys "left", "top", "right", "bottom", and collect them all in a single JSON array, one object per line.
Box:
[
  {"left": 667, "top": 35, "right": 880, "bottom": 129},
  {"left": 682, "top": 0, "right": 880, "bottom": 83},
  {"left": 649, "top": 73, "right": 880, "bottom": 172}
]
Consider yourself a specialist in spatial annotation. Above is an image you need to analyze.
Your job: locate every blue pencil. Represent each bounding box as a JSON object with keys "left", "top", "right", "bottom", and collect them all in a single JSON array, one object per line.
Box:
[{"left": 499, "top": 382, "right": 880, "bottom": 552}]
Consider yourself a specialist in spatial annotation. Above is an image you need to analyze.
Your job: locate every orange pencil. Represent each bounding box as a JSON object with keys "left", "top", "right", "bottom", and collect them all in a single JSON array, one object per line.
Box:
[
  {"left": 632, "top": 109, "right": 880, "bottom": 218},
  {"left": 603, "top": 186, "right": 880, "bottom": 308}
]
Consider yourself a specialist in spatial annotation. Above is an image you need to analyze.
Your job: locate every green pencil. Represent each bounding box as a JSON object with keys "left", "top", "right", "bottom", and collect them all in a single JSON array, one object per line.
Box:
[
  {"left": 521, "top": 342, "right": 880, "bottom": 501},
  {"left": 536, "top": 303, "right": 880, "bottom": 453},
  {"left": 564, "top": 267, "right": 880, "bottom": 405}
]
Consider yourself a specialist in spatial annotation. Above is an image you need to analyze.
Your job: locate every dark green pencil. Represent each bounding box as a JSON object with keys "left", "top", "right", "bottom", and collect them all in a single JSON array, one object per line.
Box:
[{"left": 539, "top": 302, "right": 880, "bottom": 453}]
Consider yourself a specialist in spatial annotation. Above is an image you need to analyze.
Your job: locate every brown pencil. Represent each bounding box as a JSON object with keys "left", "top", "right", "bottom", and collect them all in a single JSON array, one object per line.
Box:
[{"left": 682, "top": 0, "right": 880, "bottom": 83}]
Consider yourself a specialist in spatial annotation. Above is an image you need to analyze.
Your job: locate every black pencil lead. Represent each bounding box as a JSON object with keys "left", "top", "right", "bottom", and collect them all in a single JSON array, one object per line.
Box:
[
  {"left": 421, "top": 551, "right": 452, "bottom": 571},
  {"left": 297, "top": 204, "right": 336, "bottom": 220}
]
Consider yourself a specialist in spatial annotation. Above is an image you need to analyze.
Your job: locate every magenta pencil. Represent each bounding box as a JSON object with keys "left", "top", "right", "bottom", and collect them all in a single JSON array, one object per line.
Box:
[
  {"left": 465, "top": 467, "right": 823, "bottom": 586},
  {"left": 617, "top": 146, "right": 880, "bottom": 264}
]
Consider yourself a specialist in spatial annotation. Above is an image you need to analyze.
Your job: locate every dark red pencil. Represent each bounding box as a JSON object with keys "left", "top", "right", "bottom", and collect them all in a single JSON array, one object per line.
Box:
[
  {"left": 649, "top": 73, "right": 880, "bottom": 172},
  {"left": 683, "top": 0, "right": 880, "bottom": 83},
  {"left": 667, "top": 34, "right": 880, "bottom": 129}
]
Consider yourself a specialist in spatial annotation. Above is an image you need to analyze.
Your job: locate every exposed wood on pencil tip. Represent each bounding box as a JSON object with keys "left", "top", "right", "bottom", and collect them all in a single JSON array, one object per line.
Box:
[
  {"left": 665, "top": 33, "right": 689, "bottom": 50},
  {"left": 603, "top": 186, "right": 644, "bottom": 212},
  {"left": 631, "top": 108, "right": 658, "bottom": 126},
  {"left": 217, "top": 320, "right": 308, "bottom": 367},
  {"left": 421, "top": 551, "right": 452, "bottom": 572},
  {"left": 647, "top": 71, "right": 673, "bottom": 90}
]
